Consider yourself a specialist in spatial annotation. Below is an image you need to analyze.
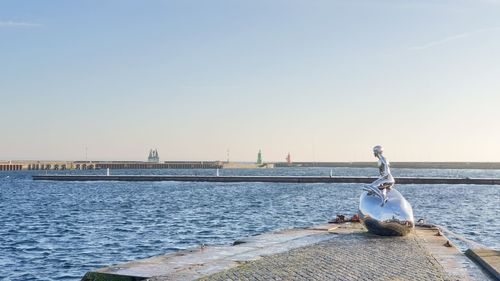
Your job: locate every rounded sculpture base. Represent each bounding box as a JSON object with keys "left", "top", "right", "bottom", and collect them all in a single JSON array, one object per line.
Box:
[
  {"left": 363, "top": 217, "right": 414, "bottom": 236},
  {"left": 359, "top": 189, "right": 414, "bottom": 236}
]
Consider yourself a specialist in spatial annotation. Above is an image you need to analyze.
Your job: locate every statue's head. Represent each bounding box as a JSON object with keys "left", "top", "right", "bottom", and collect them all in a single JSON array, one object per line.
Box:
[{"left": 373, "top": 145, "right": 383, "bottom": 157}]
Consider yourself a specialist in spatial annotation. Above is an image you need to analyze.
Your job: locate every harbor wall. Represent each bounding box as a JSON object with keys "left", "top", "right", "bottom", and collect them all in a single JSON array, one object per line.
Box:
[
  {"left": 0, "top": 161, "right": 223, "bottom": 170},
  {"left": 275, "top": 161, "right": 500, "bottom": 169},
  {"left": 3, "top": 160, "right": 500, "bottom": 171},
  {"left": 32, "top": 175, "right": 500, "bottom": 185}
]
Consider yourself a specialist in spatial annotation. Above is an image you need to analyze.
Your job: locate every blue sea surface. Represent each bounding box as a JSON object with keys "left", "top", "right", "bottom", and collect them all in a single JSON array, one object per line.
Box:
[{"left": 1, "top": 168, "right": 499, "bottom": 281}]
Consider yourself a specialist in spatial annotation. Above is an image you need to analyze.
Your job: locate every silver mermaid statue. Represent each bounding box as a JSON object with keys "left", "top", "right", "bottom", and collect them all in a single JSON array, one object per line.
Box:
[
  {"left": 363, "top": 145, "right": 394, "bottom": 206},
  {"left": 358, "top": 145, "right": 414, "bottom": 236}
]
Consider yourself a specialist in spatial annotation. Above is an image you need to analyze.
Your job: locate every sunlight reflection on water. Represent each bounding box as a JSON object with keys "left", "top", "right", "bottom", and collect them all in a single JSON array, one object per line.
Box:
[{"left": 0, "top": 168, "right": 499, "bottom": 280}]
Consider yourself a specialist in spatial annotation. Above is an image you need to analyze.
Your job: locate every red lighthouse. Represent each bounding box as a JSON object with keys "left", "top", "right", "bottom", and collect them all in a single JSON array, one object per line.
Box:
[{"left": 286, "top": 152, "right": 292, "bottom": 165}]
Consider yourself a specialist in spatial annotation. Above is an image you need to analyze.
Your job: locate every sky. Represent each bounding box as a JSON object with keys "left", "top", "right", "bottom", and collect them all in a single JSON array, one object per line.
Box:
[{"left": 1, "top": 0, "right": 500, "bottom": 162}]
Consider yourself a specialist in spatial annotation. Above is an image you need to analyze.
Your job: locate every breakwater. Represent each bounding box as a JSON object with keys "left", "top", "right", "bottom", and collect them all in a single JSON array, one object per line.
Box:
[
  {"left": 6, "top": 161, "right": 500, "bottom": 171},
  {"left": 32, "top": 175, "right": 500, "bottom": 185},
  {"left": 0, "top": 161, "right": 223, "bottom": 170},
  {"left": 276, "top": 161, "right": 500, "bottom": 169},
  {"left": 0, "top": 164, "right": 23, "bottom": 171}
]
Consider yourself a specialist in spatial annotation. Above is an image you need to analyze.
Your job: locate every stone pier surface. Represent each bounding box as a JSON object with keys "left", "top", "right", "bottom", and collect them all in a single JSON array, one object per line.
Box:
[{"left": 82, "top": 223, "right": 494, "bottom": 281}]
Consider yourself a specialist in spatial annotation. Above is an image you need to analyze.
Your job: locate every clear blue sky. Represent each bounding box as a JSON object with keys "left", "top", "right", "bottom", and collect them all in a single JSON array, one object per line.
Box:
[{"left": 1, "top": 0, "right": 500, "bottom": 162}]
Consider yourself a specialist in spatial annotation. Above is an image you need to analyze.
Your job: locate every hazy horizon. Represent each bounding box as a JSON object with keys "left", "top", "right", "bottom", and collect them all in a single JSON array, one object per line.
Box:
[
  {"left": 2, "top": 1, "right": 500, "bottom": 162},
  {"left": 5, "top": 156, "right": 500, "bottom": 163}
]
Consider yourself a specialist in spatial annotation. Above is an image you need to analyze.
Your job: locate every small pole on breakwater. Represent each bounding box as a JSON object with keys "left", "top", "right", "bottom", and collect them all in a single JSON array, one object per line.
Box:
[
  {"left": 330, "top": 169, "right": 333, "bottom": 178},
  {"left": 106, "top": 168, "right": 110, "bottom": 176},
  {"left": 216, "top": 168, "right": 219, "bottom": 177}
]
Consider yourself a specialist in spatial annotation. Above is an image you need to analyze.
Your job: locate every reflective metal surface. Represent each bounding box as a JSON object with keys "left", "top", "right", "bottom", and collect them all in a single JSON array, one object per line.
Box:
[
  {"left": 363, "top": 145, "right": 395, "bottom": 205},
  {"left": 359, "top": 145, "right": 414, "bottom": 236},
  {"left": 359, "top": 188, "right": 414, "bottom": 236}
]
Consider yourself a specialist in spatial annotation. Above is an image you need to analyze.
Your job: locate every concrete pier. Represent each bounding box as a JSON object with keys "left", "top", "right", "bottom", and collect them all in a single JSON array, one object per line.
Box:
[
  {"left": 0, "top": 164, "right": 23, "bottom": 171},
  {"left": 33, "top": 175, "right": 500, "bottom": 185},
  {"left": 97, "top": 161, "right": 223, "bottom": 170},
  {"left": 5, "top": 160, "right": 500, "bottom": 171},
  {"left": 466, "top": 248, "right": 500, "bottom": 280},
  {"left": 81, "top": 222, "right": 495, "bottom": 281},
  {"left": 0, "top": 161, "right": 223, "bottom": 171},
  {"left": 276, "top": 161, "right": 500, "bottom": 170}
]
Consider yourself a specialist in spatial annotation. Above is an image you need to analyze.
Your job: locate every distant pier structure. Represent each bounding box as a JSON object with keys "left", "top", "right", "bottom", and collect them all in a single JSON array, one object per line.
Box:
[
  {"left": 96, "top": 161, "right": 223, "bottom": 170},
  {"left": 30, "top": 162, "right": 94, "bottom": 170},
  {"left": 5, "top": 159, "right": 500, "bottom": 171},
  {"left": 0, "top": 161, "right": 93, "bottom": 171},
  {"left": 0, "top": 160, "right": 223, "bottom": 171},
  {"left": 0, "top": 163, "right": 22, "bottom": 171}
]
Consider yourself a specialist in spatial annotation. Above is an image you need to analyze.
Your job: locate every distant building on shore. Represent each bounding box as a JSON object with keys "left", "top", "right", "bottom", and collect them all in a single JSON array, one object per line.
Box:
[{"left": 147, "top": 149, "right": 160, "bottom": 163}]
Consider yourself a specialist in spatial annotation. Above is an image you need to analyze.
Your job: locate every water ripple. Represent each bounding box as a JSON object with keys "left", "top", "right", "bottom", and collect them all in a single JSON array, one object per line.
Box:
[{"left": 0, "top": 168, "right": 498, "bottom": 281}]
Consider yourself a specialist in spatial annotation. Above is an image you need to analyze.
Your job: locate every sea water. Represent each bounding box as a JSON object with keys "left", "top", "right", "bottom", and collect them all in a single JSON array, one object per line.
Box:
[{"left": 1, "top": 168, "right": 499, "bottom": 280}]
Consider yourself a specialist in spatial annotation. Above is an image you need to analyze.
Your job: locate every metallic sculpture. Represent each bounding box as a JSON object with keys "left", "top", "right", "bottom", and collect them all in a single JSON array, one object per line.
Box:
[
  {"left": 359, "top": 145, "right": 414, "bottom": 236},
  {"left": 363, "top": 145, "right": 394, "bottom": 206}
]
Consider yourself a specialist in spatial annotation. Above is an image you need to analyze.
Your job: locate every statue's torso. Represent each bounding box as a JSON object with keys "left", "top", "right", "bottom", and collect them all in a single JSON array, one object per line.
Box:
[{"left": 378, "top": 156, "right": 393, "bottom": 181}]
